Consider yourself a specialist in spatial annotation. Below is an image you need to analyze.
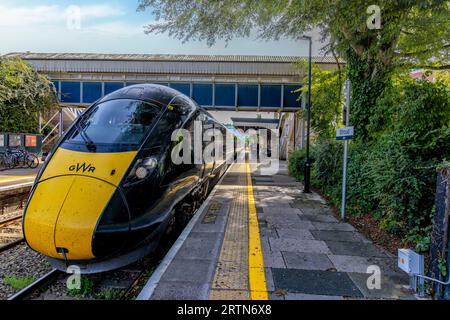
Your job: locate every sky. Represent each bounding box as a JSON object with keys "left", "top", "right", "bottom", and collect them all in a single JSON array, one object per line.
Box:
[{"left": 0, "top": 0, "right": 325, "bottom": 56}]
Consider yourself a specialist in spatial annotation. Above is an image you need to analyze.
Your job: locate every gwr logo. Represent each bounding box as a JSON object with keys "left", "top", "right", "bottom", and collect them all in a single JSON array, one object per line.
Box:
[{"left": 69, "top": 163, "right": 96, "bottom": 173}]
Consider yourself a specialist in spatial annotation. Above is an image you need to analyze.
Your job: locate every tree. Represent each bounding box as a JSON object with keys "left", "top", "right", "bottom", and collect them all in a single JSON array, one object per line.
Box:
[
  {"left": 295, "top": 61, "right": 345, "bottom": 139},
  {"left": 138, "top": 0, "right": 449, "bottom": 141},
  {"left": 0, "top": 58, "right": 57, "bottom": 133}
]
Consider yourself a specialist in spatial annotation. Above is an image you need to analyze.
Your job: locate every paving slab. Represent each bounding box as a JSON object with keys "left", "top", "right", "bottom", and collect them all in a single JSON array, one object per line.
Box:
[
  {"left": 284, "top": 293, "right": 344, "bottom": 300},
  {"left": 272, "top": 268, "right": 363, "bottom": 298},
  {"left": 262, "top": 251, "right": 286, "bottom": 268},
  {"left": 298, "top": 214, "right": 339, "bottom": 223},
  {"left": 295, "top": 206, "right": 337, "bottom": 216},
  {"left": 175, "top": 231, "right": 224, "bottom": 260},
  {"left": 269, "top": 238, "right": 331, "bottom": 254},
  {"left": 291, "top": 199, "right": 328, "bottom": 210},
  {"left": 264, "top": 268, "right": 275, "bottom": 292},
  {"left": 311, "top": 230, "right": 367, "bottom": 242},
  {"left": 325, "top": 241, "right": 389, "bottom": 258},
  {"left": 258, "top": 203, "right": 294, "bottom": 209},
  {"left": 194, "top": 215, "right": 228, "bottom": 233},
  {"left": 348, "top": 273, "right": 415, "bottom": 300},
  {"left": 328, "top": 255, "right": 378, "bottom": 273},
  {"left": 262, "top": 207, "right": 303, "bottom": 215},
  {"left": 282, "top": 252, "right": 334, "bottom": 271},
  {"left": 259, "top": 226, "right": 279, "bottom": 239},
  {"left": 368, "top": 257, "right": 410, "bottom": 276},
  {"left": 152, "top": 281, "right": 210, "bottom": 300},
  {"left": 275, "top": 228, "right": 315, "bottom": 240},
  {"left": 264, "top": 215, "right": 304, "bottom": 227},
  {"left": 312, "top": 221, "right": 355, "bottom": 231},
  {"left": 159, "top": 258, "right": 214, "bottom": 284}
]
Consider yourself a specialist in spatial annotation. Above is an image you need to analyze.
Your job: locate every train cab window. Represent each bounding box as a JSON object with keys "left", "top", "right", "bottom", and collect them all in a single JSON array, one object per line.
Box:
[
  {"left": 143, "top": 96, "right": 194, "bottom": 150},
  {"left": 65, "top": 99, "right": 160, "bottom": 149}
]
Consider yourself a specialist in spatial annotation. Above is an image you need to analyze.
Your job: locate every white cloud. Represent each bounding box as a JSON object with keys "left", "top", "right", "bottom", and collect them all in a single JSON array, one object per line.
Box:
[
  {"left": 0, "top": 2, "right": 324, "bottom": 56},
  {"left": 0, "top": 3, "right": 124, "bottom": 28},
  {"left": 85, "top": 21, "right": 145, "bottom": 36}
]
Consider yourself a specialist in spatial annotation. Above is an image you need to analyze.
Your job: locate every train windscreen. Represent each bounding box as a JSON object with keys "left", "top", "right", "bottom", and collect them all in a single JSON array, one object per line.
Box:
[{"left": 66, "top": 99, "right": 160, "bottom": 148}]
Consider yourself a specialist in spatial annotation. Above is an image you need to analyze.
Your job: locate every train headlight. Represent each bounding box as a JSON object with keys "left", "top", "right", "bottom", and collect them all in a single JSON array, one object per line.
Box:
[
  {"left": 135, "top": 167, "right": 148, "bottom": 179},
  {"left": 126, "top": 156, "right": 158, "bottom": 183},
  {"left": 143, "top": 157, "right": 158, "bottom": 169}
]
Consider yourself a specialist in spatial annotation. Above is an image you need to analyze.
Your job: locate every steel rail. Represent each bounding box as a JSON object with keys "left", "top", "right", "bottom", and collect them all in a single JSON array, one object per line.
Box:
[{"left": 7, "top": 269, "right": 61, "bottom": 300}]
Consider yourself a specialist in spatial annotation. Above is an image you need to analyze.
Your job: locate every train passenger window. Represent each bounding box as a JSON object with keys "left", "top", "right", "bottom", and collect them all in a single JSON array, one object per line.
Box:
[{"left": 66, "top": 99, "right": 160, "bottom": 146}]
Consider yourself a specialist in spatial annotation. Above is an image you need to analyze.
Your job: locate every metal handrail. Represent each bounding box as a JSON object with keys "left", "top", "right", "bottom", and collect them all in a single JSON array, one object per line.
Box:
[
  {"left": 40, "top": 111, "right": 59, "bottom": 132},
  {"left": 42, "top": 124, "right": 59, "bottom": 143}
]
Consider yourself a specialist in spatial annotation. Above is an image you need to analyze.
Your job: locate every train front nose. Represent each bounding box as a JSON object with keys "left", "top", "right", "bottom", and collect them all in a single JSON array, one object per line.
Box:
[{"left": 24, "top": 175, "right": 119, "bottom": 260}]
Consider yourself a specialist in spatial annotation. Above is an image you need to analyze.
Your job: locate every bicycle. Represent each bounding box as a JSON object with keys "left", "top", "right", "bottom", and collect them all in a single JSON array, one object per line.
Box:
[
  {"left": 0, "top": 150, "right": 17, "bottom": 170},
  {"left": 4, "top": 148, "right": 39, "bottom": 169}
]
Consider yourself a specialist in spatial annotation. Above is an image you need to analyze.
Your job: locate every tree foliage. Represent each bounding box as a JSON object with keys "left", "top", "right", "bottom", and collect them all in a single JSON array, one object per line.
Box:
[
  {"left": 138, "top": 0, "right": 448, "bottom": 140},
  {"left": 295, "top": 61, "right": 344, "bottom": 139},
  {"left": 289, "top": 78, "right": 450, "bottom": 250},
  {"left": 0, "top": 58, "right": 57, "bottom": 133},
  {"left": 138, "top": 0, "right": 448, "bottom": 65}
]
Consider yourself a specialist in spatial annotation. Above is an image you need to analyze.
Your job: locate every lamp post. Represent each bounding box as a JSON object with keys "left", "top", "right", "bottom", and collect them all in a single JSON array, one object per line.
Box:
[{"left": 301, "top": 36, "right": 313, "bottom": 193}]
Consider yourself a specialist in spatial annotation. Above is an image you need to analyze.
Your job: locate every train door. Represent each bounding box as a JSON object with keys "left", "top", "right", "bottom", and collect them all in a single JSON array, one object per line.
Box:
[{"left": 201, "top": 112, "right": 215, "bottom": 179}]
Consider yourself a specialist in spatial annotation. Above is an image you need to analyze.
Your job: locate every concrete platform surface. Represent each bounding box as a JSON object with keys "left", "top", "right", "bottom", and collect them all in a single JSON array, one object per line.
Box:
[
  {"left": 138, "top": 161, "right": 415, "bottom": 300},
  {"left": 0, "top": 166, "right": 39, "bottom": 190}
]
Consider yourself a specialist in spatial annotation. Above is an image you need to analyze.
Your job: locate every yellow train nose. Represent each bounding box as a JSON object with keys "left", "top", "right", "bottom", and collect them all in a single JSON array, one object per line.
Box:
[
  {"left": 23, "top": 147, "right": 137, "bottom": 260},
  {"left": 24, "top": 175, "right": 116, "bottom": 260}
]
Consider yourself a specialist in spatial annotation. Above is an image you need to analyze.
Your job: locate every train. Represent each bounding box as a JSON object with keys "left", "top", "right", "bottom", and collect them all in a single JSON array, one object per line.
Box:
[{"left": 22, "top": 84, "right": 239, "bottom": 273}]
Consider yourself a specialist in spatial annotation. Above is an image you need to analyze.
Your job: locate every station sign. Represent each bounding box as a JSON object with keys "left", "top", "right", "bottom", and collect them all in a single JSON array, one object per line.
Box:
[{"left": 336, "top": 126, "right": 354, "bottom": 141}]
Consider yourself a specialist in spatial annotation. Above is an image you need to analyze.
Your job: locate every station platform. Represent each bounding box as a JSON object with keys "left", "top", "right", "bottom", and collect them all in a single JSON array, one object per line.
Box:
[
  {"left": 138, "top": 161, "right": 415, "bottom": 300},
  {"left": 0, "top": 167, "right": 39, "bottom": 191}
]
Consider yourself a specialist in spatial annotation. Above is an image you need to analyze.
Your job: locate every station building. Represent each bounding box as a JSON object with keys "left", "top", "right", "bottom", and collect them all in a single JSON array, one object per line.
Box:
[
  {"left": 4, "top": 52, "right": 340, "bottom": 155},
  {"left": 5, "top": 52, "right": 339, "bottom": 112}
]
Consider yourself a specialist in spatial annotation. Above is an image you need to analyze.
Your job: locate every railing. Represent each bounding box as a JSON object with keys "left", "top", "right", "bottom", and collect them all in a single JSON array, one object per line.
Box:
[{"left": 428, "top": 161, "right": 450, "bottom": 300}]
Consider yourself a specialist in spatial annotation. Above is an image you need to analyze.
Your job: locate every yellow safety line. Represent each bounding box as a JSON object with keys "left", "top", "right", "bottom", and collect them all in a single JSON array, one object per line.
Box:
[
  {"left": 246, "top": 161, "right": 269, "bottom": 300},
  {"left": 0, "top": 175, "right": 36, "bottom": 183}
]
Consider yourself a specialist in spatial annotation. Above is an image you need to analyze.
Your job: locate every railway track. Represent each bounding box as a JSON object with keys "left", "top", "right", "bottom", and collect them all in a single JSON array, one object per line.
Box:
[
  {"left": 0, "top": 214, "right": 24, "bottom": 252},
  {"left": 7, "top": 269, "right": 61, "bottom": 300},
  {"left": 6, "top": 256, "right": 159, "bottom": 300},
  {"left": 1, "top": 181, "right": 196, "bottom": 300},
  {"left": 0, "top": 185, "right": 30, "bottom": 253}
]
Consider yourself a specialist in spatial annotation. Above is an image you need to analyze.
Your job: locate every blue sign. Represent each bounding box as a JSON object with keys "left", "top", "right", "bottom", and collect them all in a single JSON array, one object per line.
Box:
[{"left": 336, "top": 126, "right": 354, "bottom": 141}]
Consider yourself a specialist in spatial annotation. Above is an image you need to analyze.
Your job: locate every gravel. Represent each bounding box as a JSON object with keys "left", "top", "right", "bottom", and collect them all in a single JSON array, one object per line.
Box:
[{"left": 0, "top": 243, "right": 52, "bottom": 299}]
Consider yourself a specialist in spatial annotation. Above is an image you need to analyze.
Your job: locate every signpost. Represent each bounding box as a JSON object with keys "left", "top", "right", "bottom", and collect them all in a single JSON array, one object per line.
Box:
[
  {"left": 338, "top": 80, "right": 352, "bottom": 222},
  {"left": 336, "top": 127, "right": 354, "bottom": 141}
]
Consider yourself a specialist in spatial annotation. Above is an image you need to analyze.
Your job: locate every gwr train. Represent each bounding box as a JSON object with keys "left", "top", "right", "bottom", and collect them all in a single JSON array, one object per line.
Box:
[{"left": 23, "top": 84, "right": 238, "bottom": 273}]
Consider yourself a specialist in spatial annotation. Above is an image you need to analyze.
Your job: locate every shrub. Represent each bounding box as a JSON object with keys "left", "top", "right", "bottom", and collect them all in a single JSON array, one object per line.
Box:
[
  {"left": 288, "top": 148, "right": 306, "bottom": 181},
  {"left": 287, "top": 78, "right": 449, "bottom": 250},
  {"left": 0, "top": 57, "right": 57, "bottom": 133}
]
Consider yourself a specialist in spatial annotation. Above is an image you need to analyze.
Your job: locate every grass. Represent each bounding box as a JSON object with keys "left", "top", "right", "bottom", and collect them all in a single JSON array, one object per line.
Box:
[
  {"left": 95, "top": 288, "right": 124, "bottom": 300},
  {"left": 3, "top": 275, "right": 36, "bottom": 290},
  {"left": 67, "top": 275, "right": 95, "bottom": 297}
]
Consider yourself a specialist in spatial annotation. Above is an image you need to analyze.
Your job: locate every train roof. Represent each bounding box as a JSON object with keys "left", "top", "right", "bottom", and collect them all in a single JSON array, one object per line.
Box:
[{"left": 97, "top": 83, "right": 192, "bottom": 109}]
